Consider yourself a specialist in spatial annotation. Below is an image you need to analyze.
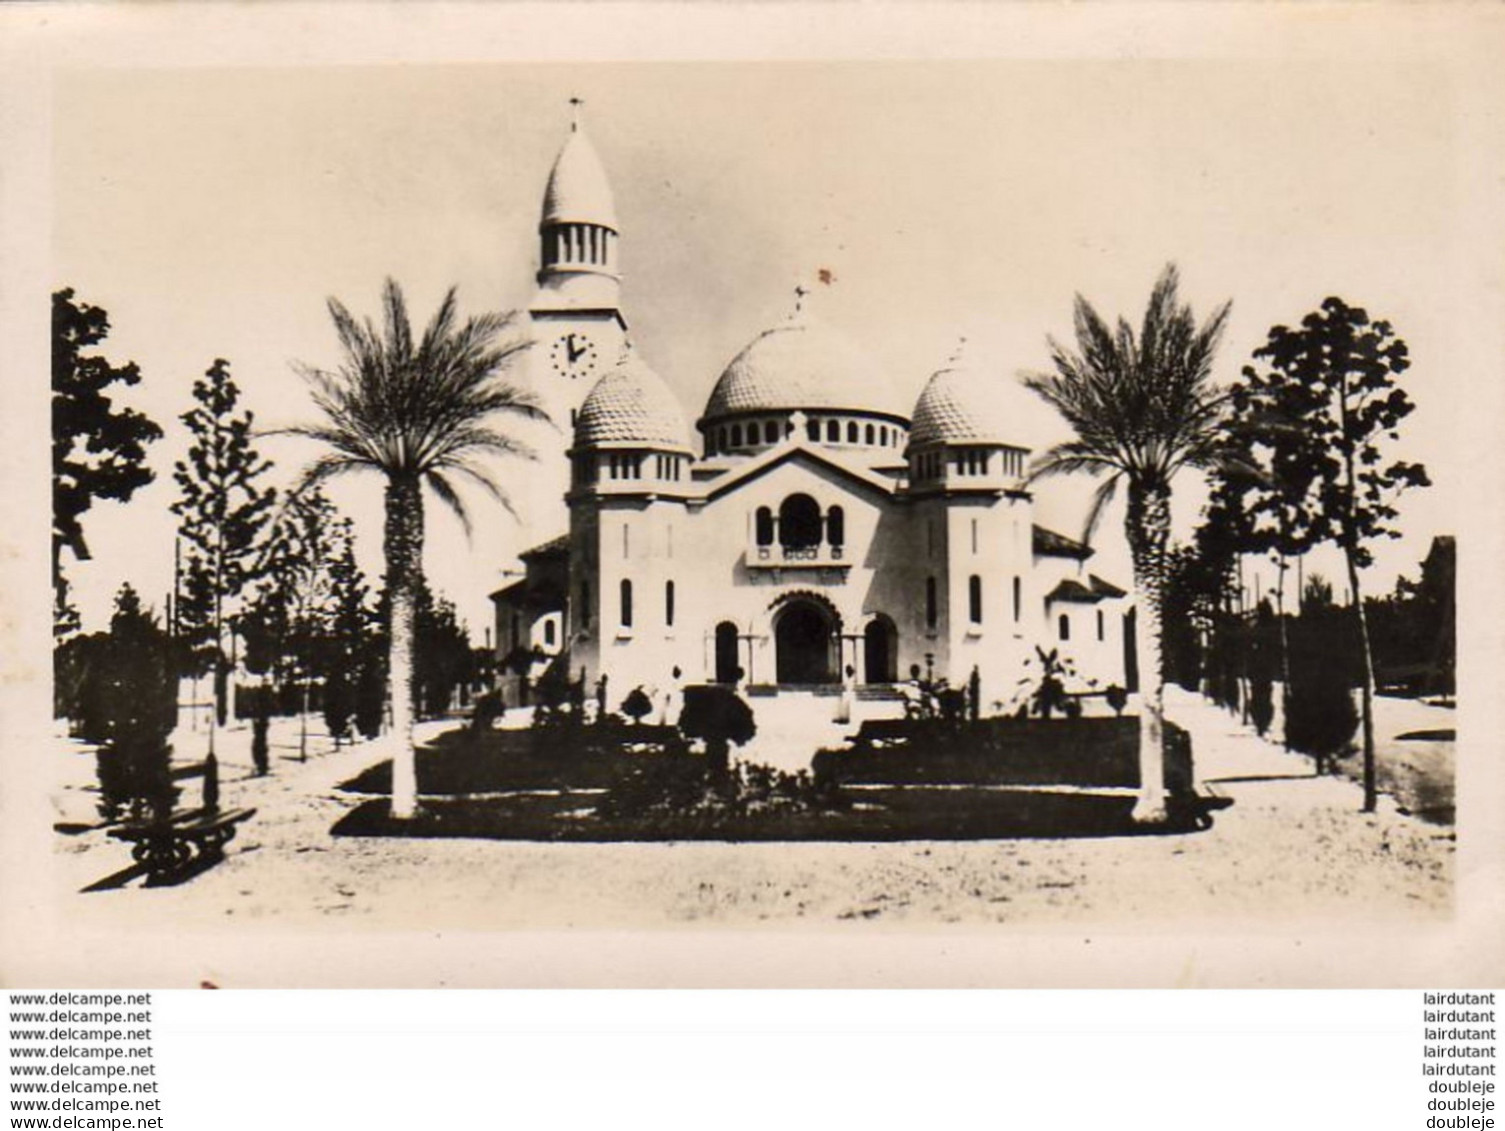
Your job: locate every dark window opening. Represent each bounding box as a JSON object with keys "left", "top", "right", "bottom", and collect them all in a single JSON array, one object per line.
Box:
[
  {"left": 969, "top": 575, "right": 983, "bottom": 624},
  {"left": 755, "top": 506, "right": 775, "bottom": 547},
  {"left": 779, "top": 494, "right": 822, "bottom": 550}
]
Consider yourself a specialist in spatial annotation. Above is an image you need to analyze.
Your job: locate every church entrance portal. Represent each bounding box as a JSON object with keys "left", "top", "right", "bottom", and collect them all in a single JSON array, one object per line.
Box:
[{"left": 775, "top": 601, "right": 838, "bottom": 685}]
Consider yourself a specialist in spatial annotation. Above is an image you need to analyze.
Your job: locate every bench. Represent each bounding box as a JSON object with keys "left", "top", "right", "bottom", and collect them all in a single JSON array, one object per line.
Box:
[
  {"left": 108, "top": 807, "right": 257, "bottom": 885},
  {"left": 852, "top": 719, "right": 918, "bottom": 749}
]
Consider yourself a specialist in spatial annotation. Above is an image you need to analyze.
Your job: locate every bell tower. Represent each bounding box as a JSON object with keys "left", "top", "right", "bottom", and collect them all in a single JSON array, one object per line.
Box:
[{"left": 529, "top": 99, "right": 628, "bottom": 435}]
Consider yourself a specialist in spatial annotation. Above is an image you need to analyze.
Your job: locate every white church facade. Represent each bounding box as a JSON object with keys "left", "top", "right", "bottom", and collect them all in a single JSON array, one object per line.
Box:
[{"left": 492, "top": 113, "right": 1137, "bottom": 717}]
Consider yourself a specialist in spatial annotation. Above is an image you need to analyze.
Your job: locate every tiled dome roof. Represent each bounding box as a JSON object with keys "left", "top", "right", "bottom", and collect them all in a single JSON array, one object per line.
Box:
[
  {"left": 542, "top": 125, "right": 618, "bottom": 230},
  {"left": 575, "top": 351, "right": 690, "bottom": 449},
  {"left": 909, "top": 365, "right": 1028, "bottom": 447},
  {"left": 702, "top": 318, "right": 907, "bottom": 423}
]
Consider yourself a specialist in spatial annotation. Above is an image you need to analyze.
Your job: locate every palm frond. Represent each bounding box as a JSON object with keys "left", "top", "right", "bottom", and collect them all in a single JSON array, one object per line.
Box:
[
  {"left": 1081, "top": 472, "right": 1123, "bottom": 546},
  {"left": 424, "top": 469, "right": 474, "bottom": 539}
]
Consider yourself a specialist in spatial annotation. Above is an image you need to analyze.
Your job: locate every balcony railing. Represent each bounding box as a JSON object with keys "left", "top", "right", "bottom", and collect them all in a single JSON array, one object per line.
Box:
[{"left": 750, "top": 542, "right": 848, "bottom": 567}]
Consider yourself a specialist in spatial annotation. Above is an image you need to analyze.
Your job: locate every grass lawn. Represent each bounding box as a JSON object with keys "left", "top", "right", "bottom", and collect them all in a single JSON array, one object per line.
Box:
[{"left": 337, "top": 721, "right": 683, "bottom": 796}]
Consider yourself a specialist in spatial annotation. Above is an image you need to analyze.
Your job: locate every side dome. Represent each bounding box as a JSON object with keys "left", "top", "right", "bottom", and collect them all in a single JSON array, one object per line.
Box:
[
  {"left": 702, "top": 318, "right": 908, "bottom": 423},
  {"left": 542, "top": 125, "right": 618, "bottom": 230},
  {"left": 908, "top": 365, "right": 1028, "bottom": 448},
  {"left": 575, "top": 351, "right": 691, "bottom": 450}
]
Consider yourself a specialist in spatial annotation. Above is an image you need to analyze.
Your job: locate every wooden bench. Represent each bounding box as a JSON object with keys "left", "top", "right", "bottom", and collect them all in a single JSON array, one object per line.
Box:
[
  {"left": 852, "top": 719, "right": 917, "bottom": 749},
  {"left": 108, "top": 807, "right": 256, "bottom": 885}
]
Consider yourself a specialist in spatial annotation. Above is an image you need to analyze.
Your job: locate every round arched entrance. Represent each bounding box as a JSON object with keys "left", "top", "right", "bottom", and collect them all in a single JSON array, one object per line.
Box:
[{"left": 774, "top": 599, "right": 839, "bottom": 685}]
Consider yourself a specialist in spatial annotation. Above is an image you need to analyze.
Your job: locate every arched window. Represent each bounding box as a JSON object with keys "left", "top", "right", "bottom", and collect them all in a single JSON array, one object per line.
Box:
[
  {"left": 806, "top": 417, "right": 820, "bottom": 441},
  {"left": 1097, "top": 609, "right": 1105, "bottom": 641},
  {"left": 826, "top": 505, "right": 845, "bottom": 547},
  {"left": 1012, "top": 576, "right": 1022, "bottom": 623},
  {"left": 705, "top": 432, "right": 716, "bottom": 457},
  {"left": 925, "top": 576, "right": 938, "bottom": 630},
  {"left": 847, "top": 421, "right": 858, "bottom": 443},
  {"left": 718, "top": 426, "right": 729, "bottom": 451},
  {"left": 1058, "top": 613, "right": 1071, "bottom": 641},
  {"left": 731, "top": 423, "right": 743, "bottom": 448},
  {"left": 826, "top": 420, "right": 840, "bottom": 443},
  {"left": 755, "top": 506, "right": 775, "bottom": 547},
  {"left": 666, "top": 580, "right": 676, "bottom": 627},
  {"left": 619, "top": 579, "right": 634, "bottom": 628},
  {"left": 779, "top": 494, "right": 822, "bottom": 550},
  {"left": 969, "top": 575, "right": 983, "bottom": 624},
  {"left": 544, "top": 619, "right": 556, "bottom": 647},
  {"left": 865, "top": 423, "right": 875, "bottom": 445},
  {"left": 764, "top": 421, "right": 779, "bottom": 444}
]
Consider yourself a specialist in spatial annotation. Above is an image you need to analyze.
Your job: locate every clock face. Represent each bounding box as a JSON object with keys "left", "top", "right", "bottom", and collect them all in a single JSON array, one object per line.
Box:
[{"left": 549, "top": 332, "right": 600, "bottom": 380}]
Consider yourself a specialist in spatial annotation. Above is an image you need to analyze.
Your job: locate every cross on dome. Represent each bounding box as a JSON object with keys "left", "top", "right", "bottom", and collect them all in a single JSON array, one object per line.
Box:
[{"left": 569, "top": 96, "right": 584, "bottom": 132}]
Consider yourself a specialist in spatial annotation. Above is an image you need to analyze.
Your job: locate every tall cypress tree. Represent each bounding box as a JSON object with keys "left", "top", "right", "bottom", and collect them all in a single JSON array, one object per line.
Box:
[{"left": 171, "top": 359, "right": 276, "bottom": 755}]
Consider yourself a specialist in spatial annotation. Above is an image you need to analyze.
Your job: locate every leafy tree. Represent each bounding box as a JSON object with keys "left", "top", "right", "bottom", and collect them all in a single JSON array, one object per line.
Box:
[
  {"left": 244, "top": 487, "right": 339, "bottom": 758},
  {"left": 322, "top": 517, "right": 375, "bottom": 746},
  {"left": 52, "top": 289, "right": 163, "bottom": 635},
  {"left": 282, "top": 279, "right": 537, "bottom": 818},
  {"left": 1238, "top": 298, "right": 1429, "bottom": 810},
  {"left": 621, "top": 687, "right": 654, "bottom": 724},
  {"left": 414, "top": 585, "right": 472, "bottom": 719},
  {"left": 678, "top": 684, "right": 756, "bottom": 778},
  {"left": 1024, "top": 264, "right": 1236, "bottom": 822},
  {"left": 171, "top": 359, "right": 277, "bottom": 752}
]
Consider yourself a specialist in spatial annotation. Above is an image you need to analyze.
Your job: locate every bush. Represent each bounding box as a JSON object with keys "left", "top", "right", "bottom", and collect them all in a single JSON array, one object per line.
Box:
[
  {"left": 620, "top": 686, "right": 654, "bottom": 724},
  {"left": 595, "top": 756, "right": 843, "bottom": 822},
  {"left": 1285, "top": 602, "right": 1359, "bottom": 767},
  {"left": 88, "top": 586, "right": 179, "bottom": 822}
]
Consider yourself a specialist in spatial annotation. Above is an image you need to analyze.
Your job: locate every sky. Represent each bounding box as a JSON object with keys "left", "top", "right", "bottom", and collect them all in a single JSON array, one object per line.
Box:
[{"left": 52, "top": 58, "right": 1464, "bottom": 635}]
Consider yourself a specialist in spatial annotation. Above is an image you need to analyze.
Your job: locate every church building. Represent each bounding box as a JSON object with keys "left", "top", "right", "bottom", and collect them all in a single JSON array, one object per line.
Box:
[{"left": 491, "top": 111, "right": 1136, "bottom": 718}]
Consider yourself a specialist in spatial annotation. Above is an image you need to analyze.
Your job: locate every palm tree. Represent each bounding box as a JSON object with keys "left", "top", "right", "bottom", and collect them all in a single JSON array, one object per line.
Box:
[
  {"left": 284, "top": 279, "right": 540, "bottom": 818},
  {"left": 1024, "top": 264, "right": 1234, "bottom": 822}
]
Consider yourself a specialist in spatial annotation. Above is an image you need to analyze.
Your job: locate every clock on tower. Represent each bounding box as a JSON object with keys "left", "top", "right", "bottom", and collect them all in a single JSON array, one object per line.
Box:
[{"left": 548, "top": 331, "right": 601, "bottom": 381}]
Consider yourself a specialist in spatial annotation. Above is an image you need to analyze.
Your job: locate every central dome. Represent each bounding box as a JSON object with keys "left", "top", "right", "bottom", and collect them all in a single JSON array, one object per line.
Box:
[{"left": 701, "top": 318, "right": 908, "bottom": 424}]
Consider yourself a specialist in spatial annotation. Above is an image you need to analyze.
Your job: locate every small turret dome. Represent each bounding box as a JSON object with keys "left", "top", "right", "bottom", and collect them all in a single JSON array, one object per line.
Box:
[
  {"left": 909, "top": 364, "right": 1029, "bottom": 448},
  {"left": 702, "top": 317, "right": 908, "bottom": 424},
  {"left": 541, "top": 124, "right": 618, "bottom": 231},
  {"left": 575, "top": 350, "right": 691, "bottom": 450}
]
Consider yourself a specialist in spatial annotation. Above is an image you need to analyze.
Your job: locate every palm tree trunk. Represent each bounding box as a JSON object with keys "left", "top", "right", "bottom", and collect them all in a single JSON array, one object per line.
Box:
[
  {"left": 1126, "top": 483, "right": 1171, "bottom": 823},
  {"left": 385, "top": 475, "right": 424, "bottom": 819}
]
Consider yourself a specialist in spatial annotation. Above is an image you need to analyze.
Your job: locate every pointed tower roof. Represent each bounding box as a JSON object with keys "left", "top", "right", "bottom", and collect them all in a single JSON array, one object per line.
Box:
[{"left": 541, "top": 111, "right": 618, "bottom": 230}]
